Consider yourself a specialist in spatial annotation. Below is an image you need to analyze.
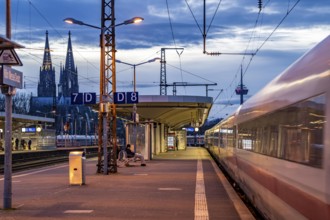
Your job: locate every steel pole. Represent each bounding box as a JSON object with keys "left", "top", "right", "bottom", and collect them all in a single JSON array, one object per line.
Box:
[
  {"left": 133, "top": 65, "right": 136, "bottom": 92},
  {"left": 240, "top": 65, "right": 243, "bottom": 105},
  {"left": 108, "top": 0, "right": 117, "bottom": 173},
  {"left": 3, "top": 0, "right": 13, "bottom": 209},
  {"left": 102, "top": 116, "right": 108, "bottom": 174},
  {"left": 97, "top": 0, "right": 108, "bottom": 174},
  {"left": 133, "top": 65, "right": 137, "bottom": 151},
  {"left": 6, "top": 0, "right": 11, "bottom": 39},
  {"left": 101, "top": 26, "right": 108, "bottom": 175},
  {"left": 85, "top": 119, "right": 87, "bottom": 146},
  {"left": 3, "top": 93, "right": 12, "bottom": 209},
  {"left": 203, "top": 0, "right": 206, "bottom": 54}
]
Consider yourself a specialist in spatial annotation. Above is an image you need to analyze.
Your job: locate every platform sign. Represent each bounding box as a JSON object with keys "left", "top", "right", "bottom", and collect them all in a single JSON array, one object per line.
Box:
[
  {"left": 71, "top": 93, "right": 83, "bottom": 105},
  {"left": 71, "top": 92, "right": 96, "bottom": 105},
  {"left": 114, "top": 92, "right": 139, "bottom": 104},
  {"left": 126, "top": 92, "right": 139, "bottom": 104},
  {"left": 186, "top": 127, "right": 195, "bottom": 132},
  {"left": 22, "top": 127, "right": 36, "bottom": 133},
  {"left": 84, "top": 92, "right": 96, "bottom": 104},
  {"left": 0, "top": 65, "right": 23, "bottom": 88},
  {"left": 114, "top": 92, "right": 126, "bottom": 104}
]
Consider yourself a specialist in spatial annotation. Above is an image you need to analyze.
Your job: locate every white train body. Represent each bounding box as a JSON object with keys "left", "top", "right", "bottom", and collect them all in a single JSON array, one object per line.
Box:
[{"left": 205, "top": 36, "right": 330, "bottom": 219}]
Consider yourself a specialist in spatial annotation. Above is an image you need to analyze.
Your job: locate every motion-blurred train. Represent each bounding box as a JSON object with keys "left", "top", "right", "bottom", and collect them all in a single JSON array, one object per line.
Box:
[
  {"left": 56, "top": 135, "right": 98, "bottom": 147},
  {"left": 205, "top": 36, "right": 330, "bottom": 219},
  {"left": 187, "top": 135, "right": 205, "bottom": 146}
]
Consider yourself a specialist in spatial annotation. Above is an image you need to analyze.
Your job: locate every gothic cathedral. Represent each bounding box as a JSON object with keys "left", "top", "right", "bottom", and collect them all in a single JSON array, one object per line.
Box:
[{"left": 37, "top": 31, "right": 79, "bottom": 100}]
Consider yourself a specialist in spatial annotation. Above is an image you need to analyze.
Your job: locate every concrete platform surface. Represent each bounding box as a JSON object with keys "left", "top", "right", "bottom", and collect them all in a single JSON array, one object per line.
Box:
[{"left": 0, "top": 147, "right": 255, "bottom": 220}]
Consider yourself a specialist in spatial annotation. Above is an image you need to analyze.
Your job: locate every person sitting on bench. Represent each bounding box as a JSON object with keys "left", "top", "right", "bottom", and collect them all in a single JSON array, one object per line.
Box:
[{"left": 126, "top": 144, "right": 146, "bottom": 166}]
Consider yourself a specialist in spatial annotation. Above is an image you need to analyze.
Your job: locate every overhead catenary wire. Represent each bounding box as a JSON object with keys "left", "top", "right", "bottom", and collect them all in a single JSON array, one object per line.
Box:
[
  {"left": 166, "top": 63, "right": 217, "bottom": 84},
  {"left": 205, "top": 0, "right": 223, "bottom": 35},
  {"left": 184, "top": 0, "right": 203, "bottom": 35},
  {"left": 184, "top": 0, "right": 223, "bottom": 36},
  {"left": 208, "top": 26, "right": 260, "bottom": 115},
  {"left": 165, "top": 0, "right": 185, "bottom": 92},
  {"left": 28, "top": 0, "right": 62, "bottom": 39},
  {"left": 165, "top": 0, "right": 178, "bottom": 49},
  {"left": 223, "top": 0, "right": 267, "bottom": 96},
  {"left": 223, "top": 0, "right": 271, "bottom": 98},
  {"left": 240, "top": 0, "right": 301, "bottom": 85},
  {"left": 253, "top": 0, "right": 301, "bottom": 57},
  {"left": 211, "top": 0, "right": 301, "bottom": 118},
  {"left": 117, "top": 61, "right": 217, "bottom": 92}
]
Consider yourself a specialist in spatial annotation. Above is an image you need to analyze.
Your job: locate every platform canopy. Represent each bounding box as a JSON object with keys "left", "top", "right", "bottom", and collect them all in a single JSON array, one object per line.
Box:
[
  {"left": 0, "top": 35, "right": 24, "bottom": 49},
  {"left": 116, "top": 95, "right": 213, "bottom": 130}
]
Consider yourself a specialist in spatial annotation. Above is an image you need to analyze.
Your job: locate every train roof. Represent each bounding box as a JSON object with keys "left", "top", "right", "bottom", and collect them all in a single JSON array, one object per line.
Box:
[{"left": 236, "top": 35, "right": 330, "bottom": 123}]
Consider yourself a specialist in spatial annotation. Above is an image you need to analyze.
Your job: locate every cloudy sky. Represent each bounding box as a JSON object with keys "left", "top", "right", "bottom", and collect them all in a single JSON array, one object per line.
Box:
[{"left": 1, "top": 0, "right": 329, "bottom": 119}]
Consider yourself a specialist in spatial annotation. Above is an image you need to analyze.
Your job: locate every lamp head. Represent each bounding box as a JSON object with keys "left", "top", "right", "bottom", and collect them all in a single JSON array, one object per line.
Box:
[
  {"left": 123, "top": 17, "right": 144, "bottom": 25},
  {"left": 64, "top": 18, "right": 84, "bottom": 25},
  {"left": 63, "top": 18, "right": 101, "bottom": 29}
]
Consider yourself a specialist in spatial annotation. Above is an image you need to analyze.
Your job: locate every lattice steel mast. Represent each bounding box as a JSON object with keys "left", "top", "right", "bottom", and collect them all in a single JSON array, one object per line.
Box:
[
  {"left": 97, "top": 0, "right": 117, "bottom": 174},
  {"left": 159, "top": 47, "right": 184, "bottom": 95}
]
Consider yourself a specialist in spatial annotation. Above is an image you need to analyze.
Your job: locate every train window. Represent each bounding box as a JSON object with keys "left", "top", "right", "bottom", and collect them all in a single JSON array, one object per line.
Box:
[
  {"left": 238, "top": 127, "right": 251, "bottom": 150},
  {"left": 278, "top": 94, "right": 325, "bottom": 168},
  {"left": 238, "top": 94, "right": 325, "bottom": 168},
  {"left": 214, "top": 130, "right": 220, "bottom": 147},
  {"left": 270, "top": 126, "right": 279, "bottom": 157},
  {"left": 226, "top": 126, "right": 235, "bottom": 148},
  {"left": 219, "top": 130, "right": 224, "bottom": 147}
]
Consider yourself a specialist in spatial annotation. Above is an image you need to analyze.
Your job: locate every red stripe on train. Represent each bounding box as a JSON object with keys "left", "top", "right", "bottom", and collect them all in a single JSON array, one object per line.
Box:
[{"left": 225, "top": 156, "right": 330, "bottom": 219}]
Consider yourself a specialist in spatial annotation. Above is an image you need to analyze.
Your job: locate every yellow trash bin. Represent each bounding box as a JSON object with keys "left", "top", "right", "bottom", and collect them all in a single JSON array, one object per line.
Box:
[{"left": 69, "top": 151, "right": 86, "bottom": 185}]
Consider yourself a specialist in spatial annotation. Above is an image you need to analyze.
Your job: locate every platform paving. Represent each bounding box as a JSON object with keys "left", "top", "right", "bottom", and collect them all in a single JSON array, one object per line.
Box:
[{"left": 0, "top": 147, "right": 255, "bottom": 220}]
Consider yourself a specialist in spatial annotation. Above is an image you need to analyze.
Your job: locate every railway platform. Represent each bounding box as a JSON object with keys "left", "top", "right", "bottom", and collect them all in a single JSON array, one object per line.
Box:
[{"left": 0, "top": 147, "right": 255, "bottom": 220}]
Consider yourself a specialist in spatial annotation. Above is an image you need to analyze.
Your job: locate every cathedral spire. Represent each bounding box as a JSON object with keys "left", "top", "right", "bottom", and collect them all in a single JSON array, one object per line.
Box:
[
  {"left": 42, "top": 30, "right": 52, "bottom": 70},
  {"left": 38, "top": 30, "right": 56, "bottom": 98},
  {"left": 65, "top": 31, "right": 75, "bottom": 71},
  {"left": 58, "top": 31, "right": 79, "bottom": 98}
]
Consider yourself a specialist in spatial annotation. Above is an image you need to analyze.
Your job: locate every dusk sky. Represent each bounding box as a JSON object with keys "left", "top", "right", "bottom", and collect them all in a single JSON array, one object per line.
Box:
[{"left": 0, "top": 0, "right": 329, "bottom": 119}]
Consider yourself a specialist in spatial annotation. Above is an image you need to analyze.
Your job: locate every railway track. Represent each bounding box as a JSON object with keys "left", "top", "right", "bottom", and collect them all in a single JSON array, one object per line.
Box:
[{"left": 0, "top": 147, "right": 98, "bottom": 174}]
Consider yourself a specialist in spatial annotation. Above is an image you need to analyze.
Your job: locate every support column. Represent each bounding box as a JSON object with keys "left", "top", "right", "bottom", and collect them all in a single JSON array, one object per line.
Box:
[
  {"left": 150, "top": 123, "right": 155, "bottom": 159},
  {"left": 160, "top": 124, "right": 165, "bottom": 153},
  {"left": 155, "top": 123, "right": 160, "bottom": 155},
  {"left": 144, "top": 123, "right": 151, "bottom": 160}
]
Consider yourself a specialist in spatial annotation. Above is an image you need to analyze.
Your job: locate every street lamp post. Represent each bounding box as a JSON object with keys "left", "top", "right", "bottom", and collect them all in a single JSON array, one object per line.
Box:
[
  {"left": 116, "top": 58, "right": 160, "bottom": 152},
  {"left": 36, "top": 109, "right": 56, "bottom": 139},
  {"left": 85, "top": 118, "right": 88, "bottom": 146},
  {"left": 116, "top": 58, "right": 160, "bottom": 93},
  {"left": 36, "top": 110, "right": 48, "bottom": 129},
  {"left": 61, "top": 114, "right": 70, "bottom": 147},
  {"left": 64, "top": 15, "right": 143, "bottom": 174},
  {"left": 64, "top": 17, "right": 143, "bottom": 29}
]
